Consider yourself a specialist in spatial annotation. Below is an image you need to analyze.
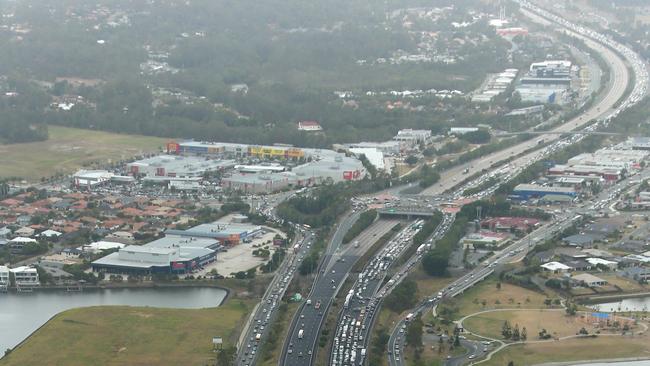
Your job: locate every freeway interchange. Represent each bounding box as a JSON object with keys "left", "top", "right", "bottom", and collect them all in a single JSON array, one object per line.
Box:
[{"left": 233, "top": 0, "right": 649, "bottom": 365}]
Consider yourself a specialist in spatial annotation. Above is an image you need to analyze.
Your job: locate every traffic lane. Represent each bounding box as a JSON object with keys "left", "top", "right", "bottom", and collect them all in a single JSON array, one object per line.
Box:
[
  {"left": 284, "top": 256, "right": 359, "bottom": 365},
  {"left": 236, "top": 232, "right": 312, "bottom": 364},
  {"left": 421, "top": 35, "right": 629, "bottom": 197},
  {"left": 333, "top": 219, "right": 399, "bottom": 265}
]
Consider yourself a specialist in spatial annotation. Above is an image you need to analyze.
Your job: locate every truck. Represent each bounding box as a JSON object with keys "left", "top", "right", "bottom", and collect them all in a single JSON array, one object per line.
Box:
[
  {"left": 416, "top": 244, "right": 426, "bottom": 255},
  {"left": 298, "top": 329, "right": 304, "bottom": 339},
  {"left": 293, "top": 244, "right": 300, "bottom": 253},
  {"left": 406, "top": 313, "right": 414, "bottom": 322},
  {"left": 255, "top": 333, "right": 261, "bottom": 341},
  {"left": 344, "top": 293, "right": 353, "bottom": 309},
  {"left": 314, "top": 300, "right": 321, "bottom": 310}
]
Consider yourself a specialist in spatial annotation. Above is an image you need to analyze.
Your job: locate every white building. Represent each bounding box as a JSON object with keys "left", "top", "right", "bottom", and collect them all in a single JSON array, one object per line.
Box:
[
  {"left": 540, "top": 261, "right": 571, "bottom": 273},
  {"left": 39, "top": 229, "right": 62, "bottom": 239},
  {"left": 0, "top": 265, "right": 9, "bottom": 290},
  {"left": 10, "top": 266, "right": 39, "bottom": 286},
  {"left": 348, "top": 141, "right": 401, "bottom": 155},
  {"left": 393, "top": 129, "right": 432, "bottom": 146},
  {"left": 73, "top": 170, "right": 114, "bottom": 188},
  {"left": 297, "top": 121, "right": 323, "bottom": 131},
  {"left": 128, "top": 155, "right": 236, "bottom": 178},
  {"left": 449, "top": 127, "right": 479, "bottom": 135},
  {"left": 80, "top": 241, "right": 127, "bottom": 254},
  {"left": 349, "top": 148, "right": 385, "bottom": 170}
]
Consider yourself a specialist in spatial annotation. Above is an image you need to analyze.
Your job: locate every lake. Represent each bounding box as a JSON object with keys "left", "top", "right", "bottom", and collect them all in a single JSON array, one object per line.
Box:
[
  {"left": 591, "top": 296, "right": 650, "bottom": 313},
  {"left": 0, "top": 287, "right": 227, "bottom": 353}
]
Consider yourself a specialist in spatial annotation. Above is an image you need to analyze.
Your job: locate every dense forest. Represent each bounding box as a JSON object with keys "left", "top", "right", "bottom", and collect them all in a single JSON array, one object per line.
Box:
[{"left": 0, "top": 0, "right": 511, "bottom": 146}]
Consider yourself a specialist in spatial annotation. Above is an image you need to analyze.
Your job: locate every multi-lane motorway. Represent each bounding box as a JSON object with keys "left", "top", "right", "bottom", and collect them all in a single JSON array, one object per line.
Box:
[
  {"left": 238, "top": 0, "right": 648, "bottom": 364},
  {"left": 281, "top": 218, "right": 400, "bottom": 366},
  {"left": 235, "top": 228, "right": 314, "bottom": 366},
  {"left": 421, "top": 2, "right": 645, "bottom": 196}
]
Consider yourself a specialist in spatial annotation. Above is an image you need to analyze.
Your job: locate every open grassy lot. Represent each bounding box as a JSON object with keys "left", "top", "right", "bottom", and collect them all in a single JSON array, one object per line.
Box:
[
  {"left": 464, "top": 310, "right": 611, "bottom": 340},
  {"left": 0, "top": 300, "right": 252, "bottom": 366},
  {"left": 450, "top": 277, "right": 556, "bottom": 316},
  {"left": 597, "top": 272, "right": 648, "bottom": 292},
  {"left": 482, "top": 335, "right": 650, "bottom": 366},
  {"left": 0, "top": 126, "right": 165, "bottom": 181}
]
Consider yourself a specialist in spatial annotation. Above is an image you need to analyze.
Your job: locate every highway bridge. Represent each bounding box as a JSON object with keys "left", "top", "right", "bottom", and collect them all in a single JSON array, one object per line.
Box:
[{"left": 377, "top": 207, "right": 438, "bottom": 219}]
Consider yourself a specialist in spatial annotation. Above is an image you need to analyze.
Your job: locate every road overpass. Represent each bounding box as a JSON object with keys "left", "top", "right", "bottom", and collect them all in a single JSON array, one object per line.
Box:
[
  {"left": 420, "top": 3, "right": 631, "bottom": 196},
  {"left": 377, "top": 207, "right": 438, "bottom": 219}
]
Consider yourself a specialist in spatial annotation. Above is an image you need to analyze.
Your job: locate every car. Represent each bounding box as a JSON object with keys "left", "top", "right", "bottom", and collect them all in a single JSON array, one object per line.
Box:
[{"left": 468, "top": 355, "right": 475, "bottom": 359}]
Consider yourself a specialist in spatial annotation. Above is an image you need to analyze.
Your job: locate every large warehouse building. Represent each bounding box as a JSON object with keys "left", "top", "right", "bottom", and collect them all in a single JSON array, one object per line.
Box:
[
  {"left": 91, "top": 236, "right": 219, "bottom": 275},
  {"left": 511, "top": 184, "right": 577, "bottom": 201},
  {"left": 165, "top": 221, "right": 264, "bottom": 245},
  {"left": 128, "top": 155, "right": 236, "bottom": 178}
]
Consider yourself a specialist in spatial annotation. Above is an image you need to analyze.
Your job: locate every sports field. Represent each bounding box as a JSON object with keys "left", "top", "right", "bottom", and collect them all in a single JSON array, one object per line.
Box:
[{"left": 0, "top": 126, "right": 166, "bottom": 181}]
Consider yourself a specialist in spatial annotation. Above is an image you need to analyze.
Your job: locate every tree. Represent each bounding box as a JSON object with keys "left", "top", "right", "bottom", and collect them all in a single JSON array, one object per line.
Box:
[
  {"left": 385, "top": 280, "right": 418, "bottom": 313},
  {"left": 521, "top": 327, "right": 527, "bottom": 341},
  {"left": 502, "top": 320, "right": 512, "bottom": 339},
  {"left": 422, "top": 250, "right": 449, "bottom": 277},
  {"left": 512, "top": 323, "right": 520, "bottom": 341},
  {"left": 544, "top": 298, "right": 552, "bottom": 306},
  {"left": 405, "top": 155, "right": 418, "bottom": 166},
  {"left": 406, "top": 315, "right": 424, "bottom": 348}
]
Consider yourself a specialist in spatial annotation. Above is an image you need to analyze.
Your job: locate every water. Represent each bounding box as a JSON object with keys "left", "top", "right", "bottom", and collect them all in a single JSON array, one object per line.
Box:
[
  {"left": 591, "top": 296, "right": 650, "bottom": 313},
  {"left": 0, "top": 287, "right": 227, "bottom": 352}
]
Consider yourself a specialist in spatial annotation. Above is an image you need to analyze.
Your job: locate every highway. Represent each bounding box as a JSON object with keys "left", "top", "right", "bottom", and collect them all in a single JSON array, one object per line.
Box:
[
  {"left": 280, "top": 218, "right": 400, "bottom": 366},
  {"left": 384, "top": 3, "right": 650, "bottom": 364},
  {"left": 420, "top": 3, "right": 637, "bottom": 196},
  {"left": 329, "top": 219, "right": 434, "bottom": 366},
  {"left": 387, "top": 212, "right": 582, "bottom": 366},
  {"left": 236, "top": 229, "right": 313, "bottom": 365}
]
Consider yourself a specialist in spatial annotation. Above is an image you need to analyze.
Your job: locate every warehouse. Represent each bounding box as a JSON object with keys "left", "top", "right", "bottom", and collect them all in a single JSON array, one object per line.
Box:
[
  {"left": 165, "top": 222, "right": 263, "bottom": 245},
  {"left": 128, "top": 155, "right": 236, "bottom": 178},
  {"left": 512, "top": 184, "right": 576, "bottom": 201},
  {"left": 73, "top": 170, "right": 114, "bottom": 188},
  {"left": 291, "top": 155, "right": 366, "bottom": 184},
  {"left": 91, "top": 236, "right": 218, "bottom": 275},
  {"left": 529, "top": 60, "right": 572, "bottom": 78},
  {"left": 221, "top": 172, "right": 292, "bottom": 194},
  {"left": 548, "top": 164, "right": 622, "bottom": 182},
  {"left": 348, "top": 141, "right": 401, "bottom": 155}
]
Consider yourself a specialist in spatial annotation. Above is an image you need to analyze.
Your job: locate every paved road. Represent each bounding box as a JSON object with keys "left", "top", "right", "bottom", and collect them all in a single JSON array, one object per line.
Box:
[
  {"left": 420, "top": 9, "right": 631, "bottom": 197},
  {"left": 330, "top": 220, "right": 434, "bottom": 365},
  {"left": 281, "top": 218, "right": 401, "bottom": 366},
  {"left": 236, "top": 230, "right": 314, "bottom": 366}
]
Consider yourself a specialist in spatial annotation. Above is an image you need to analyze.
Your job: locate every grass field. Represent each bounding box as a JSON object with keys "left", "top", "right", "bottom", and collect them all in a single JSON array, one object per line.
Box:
[
  {"left": 0, "top": 300, "right": 252, "bottom": 366},
  {"left": 0, "top": 126, "right": 166, "bottom": 181},
  {"left": 449, "top": 278, "right": 556, "bottom": 316},
  {"left": 464, "top": 310, "right": 605, "bottom": 341},
  {"left": 482, "top": 335, "right": 650, "bottom": 366}
]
